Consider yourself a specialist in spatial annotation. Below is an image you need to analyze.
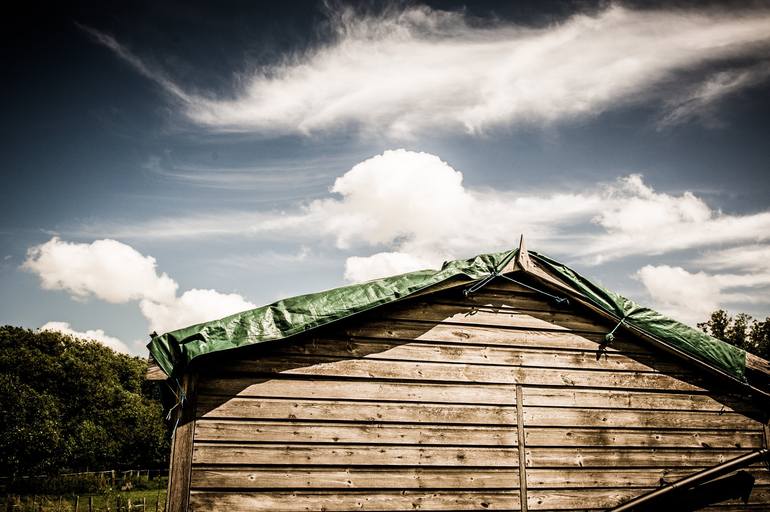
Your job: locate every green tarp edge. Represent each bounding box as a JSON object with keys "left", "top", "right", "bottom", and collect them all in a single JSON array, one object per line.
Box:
[
  {"left": 529, "top": 251, "right": 747, "bottom": 381},
  {"left": 147, "top": 249, "right": 517, "bottom": 377},
  {"left": 147, "top": 248, "right": 747, "bottom": 383}
]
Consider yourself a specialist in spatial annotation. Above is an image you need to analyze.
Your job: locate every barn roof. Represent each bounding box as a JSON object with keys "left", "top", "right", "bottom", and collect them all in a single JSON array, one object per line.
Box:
[{"left": 147, "top": 244, "right": 761, "bottom": 393}]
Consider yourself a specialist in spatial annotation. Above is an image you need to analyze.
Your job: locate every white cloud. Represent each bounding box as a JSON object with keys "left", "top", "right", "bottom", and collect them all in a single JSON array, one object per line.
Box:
[
  {"left": 82, "top": 6, "right": 770, "bottom": 137},
  {"left": 344, "top": 252, "right": 434, "bottom": 282},
  {"left": 636, "top": 265, "right": 770, "bottom": 325},
  {"left": 22, "top": 237, "right": 177, "bottom": 303},
  {"left": 24, "top": 237, "right": 255, "bottom": 339},
  {"left": 582, "top": 176, "right": 770, "bottom": 263},
  {"left": 301, "top": 149, "right": 600, "bottom": 280},
  {"left": 696, "top": 244, "right": 770, "bottom": 272},
  {"left": 40, "top": 321, "right": 132, "bottom": 354},
  {"left": 139, "top": 289, "right": 255, "bottom": 334}
]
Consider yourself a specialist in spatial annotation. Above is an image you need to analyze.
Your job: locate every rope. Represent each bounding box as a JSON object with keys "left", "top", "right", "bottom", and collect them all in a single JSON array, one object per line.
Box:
[
  {"left": 463, "top": 269, "right": 569, "bottom": 306},
  {"left": 603, "top": 316, "right": 627, "bottom": 345},
  {"left": 165, "top": 378, "right": 187, "bottom": 437}
]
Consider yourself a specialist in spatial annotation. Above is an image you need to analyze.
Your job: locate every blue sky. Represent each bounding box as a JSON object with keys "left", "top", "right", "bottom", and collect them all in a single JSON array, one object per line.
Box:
[{"left": 3, "top": 1, "right": 770, "bottom": 354}]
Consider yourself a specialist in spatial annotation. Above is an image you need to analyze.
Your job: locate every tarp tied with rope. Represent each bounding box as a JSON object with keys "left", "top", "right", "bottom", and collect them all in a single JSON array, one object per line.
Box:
[{"left": 147, "top": 248, "right": 747, "bottom": 383}]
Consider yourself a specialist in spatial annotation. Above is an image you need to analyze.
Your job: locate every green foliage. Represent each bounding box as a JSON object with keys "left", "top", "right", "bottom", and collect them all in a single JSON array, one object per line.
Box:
[
  {"left": 0, "top": 326, "right": 169, "bottom": 477},
  {"left": 698, "top": 310, "right": 770, "bottom": 360}
]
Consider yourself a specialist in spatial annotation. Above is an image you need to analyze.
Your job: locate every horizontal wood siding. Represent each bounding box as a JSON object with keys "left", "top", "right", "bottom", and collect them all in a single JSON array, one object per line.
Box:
[{"left": 186, "top": 279, "right": 769, "bottom": 511}]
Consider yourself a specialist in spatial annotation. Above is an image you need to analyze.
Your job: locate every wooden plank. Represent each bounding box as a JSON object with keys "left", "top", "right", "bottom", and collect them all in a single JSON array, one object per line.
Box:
[
  {"left": 380, "top": 301, "right": 605, "bottom": 333},
  {"left": 527, "top": 488, "right": 654, "bottom": 510},
  {"left": 193, "top": 443, "right": 520, "bottom": 466},
  {"left": 166, "top": 373, "right": 197, "bottom": 512},
  {"left": 446, "top": 291, "right": 562, "bottom": 313},
  {"left": 279, "top": 338, "right": 684, "bottom": 373},
  {"left": 525, "top": 428, "right": 763, "bottom": 449},
  {"left": 343, "top": 320, "right": 650, "bottom": 354},
  {"left": 202, "top": 356, "right": 706, "bottom": 391},
  {"left": 525, "top": 447, "right": 750, "bottom": 467},
  {"left": 516, "top": 385, "right": 529, "bottom": 512},
  {"left": 191, "top": 467, "right": 520, "bottom": 489},
  {"left": 196, "top": 396, "right": 517, "bottom": 425},
  {"left": 522, "top": 387, "right": 758, "bottom": 414},
  {"left": 198, "top": 376, "right": 516, "bottom": 405},
  {"left": 194, "top": 420, "right": 518, "bottom": 445},
  {"left": 527, "top": 487, "right": 770, "bottom": 510},
  {"left": 188, "top": 490, "right": 521, "bottom": 511},
  {"left": 527, "top": 468, "right": 770, "bottom": 488},
  {"left": 523, "top": 406, "right": 760, "bottom": 430}
]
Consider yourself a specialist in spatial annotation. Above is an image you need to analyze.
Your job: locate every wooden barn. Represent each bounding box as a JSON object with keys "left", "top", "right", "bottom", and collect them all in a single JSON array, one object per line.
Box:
[{"left": 147, "top": 241, "right": 770, "bottom": 511}]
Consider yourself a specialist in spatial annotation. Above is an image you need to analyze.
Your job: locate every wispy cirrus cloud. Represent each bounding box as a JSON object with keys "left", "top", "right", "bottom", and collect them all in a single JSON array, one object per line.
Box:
[
  {"left": 144, "top": 155, "right": 344, "bottom": 191},
  {"left": 80, "top": 5, "right": 770, "bottom": 137},
  {"left": 658, "top": 61, "right": 770, "bottom": 129}
]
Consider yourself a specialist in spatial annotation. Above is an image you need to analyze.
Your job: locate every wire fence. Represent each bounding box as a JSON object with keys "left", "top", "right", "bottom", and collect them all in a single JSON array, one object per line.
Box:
[{"left": 2, "top": 470, "right": 167, "bottom": 512}]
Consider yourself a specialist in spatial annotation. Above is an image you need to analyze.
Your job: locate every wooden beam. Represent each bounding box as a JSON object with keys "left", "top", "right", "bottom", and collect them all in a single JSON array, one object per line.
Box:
[{"left": 145, "top": 357, "right": 167, "bottom": 381}]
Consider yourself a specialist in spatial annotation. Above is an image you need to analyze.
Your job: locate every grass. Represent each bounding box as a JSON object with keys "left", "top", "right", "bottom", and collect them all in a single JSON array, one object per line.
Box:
[{"left": 4, "top": 489, "right": 166, "bottom": 511}]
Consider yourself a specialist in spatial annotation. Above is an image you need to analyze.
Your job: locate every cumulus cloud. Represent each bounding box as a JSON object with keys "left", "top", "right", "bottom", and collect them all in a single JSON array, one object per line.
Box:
[
  {"left": 82, "top": 6, "right": 770, "bottom": 137},
  {"left": 344, "top": 252, "right": 435, "bottom": 282},
  {"left": 40, "top": 321, "right": 132, "bottom": 354},
  {"left": 301, "top": 149, "right": 602, "bottom": 279},
  {"left": 139, "top": 289, "right": 255, "bottom": 334},
  {"left": 636, "top": 265, "right": 770, "bottom": 326},
  {"left": 22, "top": 237, "right": 177, "bottom": 303},
  {"left": 24, "top": 238, "right": 255, "bottom": 338}
]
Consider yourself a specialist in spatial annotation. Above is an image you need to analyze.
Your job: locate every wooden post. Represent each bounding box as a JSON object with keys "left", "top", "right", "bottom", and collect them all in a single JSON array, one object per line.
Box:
[
  {"left": 75, "top": 496, "right": 80, "bottom": 512},
  {"left": 88, "top": 496, "right": 93, "bottom": 512},
  {"left": 165, "top": 373, "right": 198, "bottom": 512},
  {"left": 515, "top": 385, "right": 529, "bottom": 512},
  {"left": 142, "top": 497, "right": 146, "bottom": 511}
]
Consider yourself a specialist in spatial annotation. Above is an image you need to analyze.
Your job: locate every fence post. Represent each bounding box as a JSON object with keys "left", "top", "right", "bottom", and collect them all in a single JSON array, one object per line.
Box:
[
  {"left": 88, "top": 496, "right": 93, "bottom": 512},
  {"left": 75, "top": 496, "right": 80, "bottom": 512}
]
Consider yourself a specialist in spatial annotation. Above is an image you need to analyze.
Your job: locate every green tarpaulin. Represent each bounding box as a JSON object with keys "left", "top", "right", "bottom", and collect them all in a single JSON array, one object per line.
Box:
[{"left": 147, "top": 248, "right": 746, "bottom": 383}]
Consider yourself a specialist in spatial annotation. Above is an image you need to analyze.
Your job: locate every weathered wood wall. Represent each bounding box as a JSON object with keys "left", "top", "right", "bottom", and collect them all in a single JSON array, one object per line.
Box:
[{"left": 181, "top": 280, "right": 769, "bottom": 511}]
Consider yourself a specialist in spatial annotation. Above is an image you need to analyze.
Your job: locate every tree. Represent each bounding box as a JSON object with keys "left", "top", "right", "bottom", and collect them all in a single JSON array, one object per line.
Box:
[
  {"left": 0, "top": 326, "right": 169, "bottom": 477},
  {"left": 699, "top": 310, "right": 770, "bottom": 360}
]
